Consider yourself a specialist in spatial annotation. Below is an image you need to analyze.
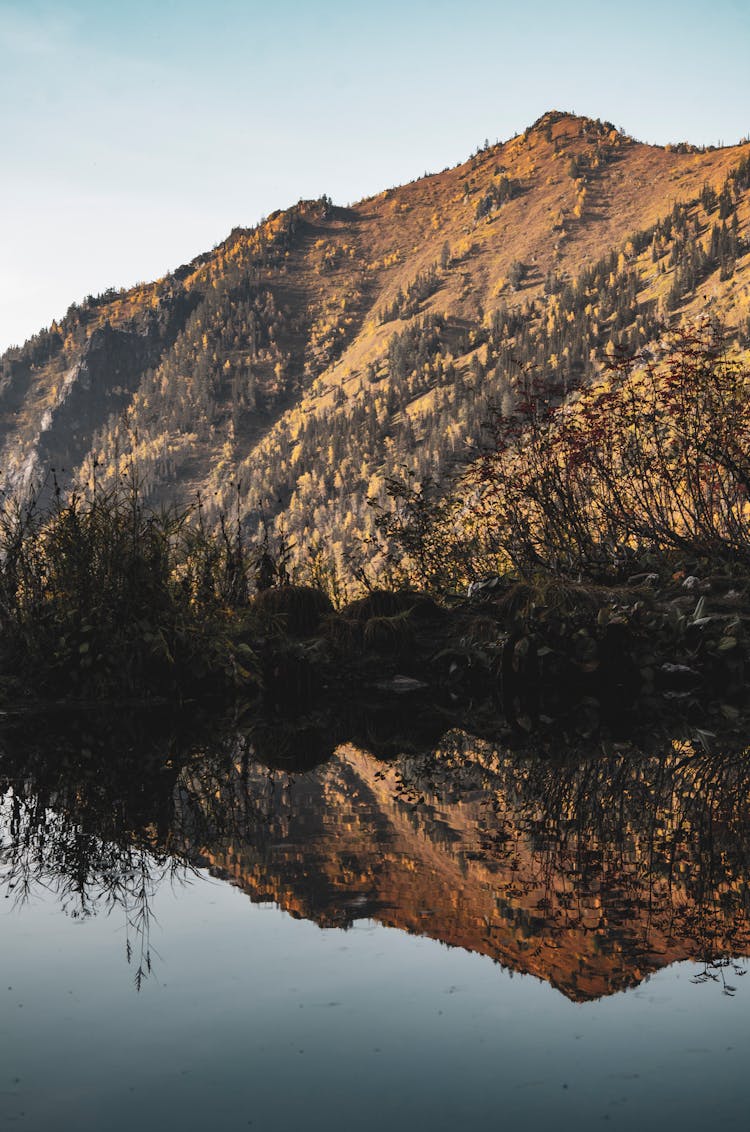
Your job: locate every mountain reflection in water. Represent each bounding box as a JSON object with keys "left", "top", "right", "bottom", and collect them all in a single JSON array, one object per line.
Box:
[{"left": 1, "top": 711, "right": 749, "bottom": 1001}]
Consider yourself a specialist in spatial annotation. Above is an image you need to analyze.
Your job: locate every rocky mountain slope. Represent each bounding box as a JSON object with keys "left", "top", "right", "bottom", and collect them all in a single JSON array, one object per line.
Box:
[{"left": 2, "top": 111, "right": 749, "bottom": 580}]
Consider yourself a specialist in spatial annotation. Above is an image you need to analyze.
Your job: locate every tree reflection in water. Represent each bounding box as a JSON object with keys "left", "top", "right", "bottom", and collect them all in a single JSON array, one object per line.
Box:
[{"left": 1, "top": 708, "right": 749, "bottom": 998}]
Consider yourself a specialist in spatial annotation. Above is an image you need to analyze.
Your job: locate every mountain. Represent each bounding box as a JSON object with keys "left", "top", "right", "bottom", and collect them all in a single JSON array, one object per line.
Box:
[{"left": 2, "top": 111, "right": 749, "bottom": 582}]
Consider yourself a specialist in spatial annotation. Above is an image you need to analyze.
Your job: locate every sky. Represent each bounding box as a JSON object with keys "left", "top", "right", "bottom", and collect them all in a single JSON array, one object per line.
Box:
[{"left": 1, "top": 0, "right": 749, "bottom": 353}]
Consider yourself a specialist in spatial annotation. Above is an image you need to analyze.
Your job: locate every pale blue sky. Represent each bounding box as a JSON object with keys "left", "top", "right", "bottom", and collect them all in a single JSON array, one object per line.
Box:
[{"left": 1, "top": 0, "right": 749, "bottom": 351}]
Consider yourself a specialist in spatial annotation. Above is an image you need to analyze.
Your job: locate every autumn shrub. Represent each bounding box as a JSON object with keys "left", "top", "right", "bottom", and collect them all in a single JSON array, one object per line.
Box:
[
  {"left": 468, "top": 320, "right": 750, "bottom": 580},
  {"left": 368, "top": 471, "right": 483, "bottom": 592}
]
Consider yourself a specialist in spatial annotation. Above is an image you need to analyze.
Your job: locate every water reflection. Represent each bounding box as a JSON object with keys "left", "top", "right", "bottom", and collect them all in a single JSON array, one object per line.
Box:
[{"left": 1, "top": 710, "right": 749, "bottom": 999}]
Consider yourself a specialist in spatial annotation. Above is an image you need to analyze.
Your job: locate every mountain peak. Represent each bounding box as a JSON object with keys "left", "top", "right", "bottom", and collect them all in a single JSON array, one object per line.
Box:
[{"left": 526, "top": 108, "right": 622, "bottom": 140}]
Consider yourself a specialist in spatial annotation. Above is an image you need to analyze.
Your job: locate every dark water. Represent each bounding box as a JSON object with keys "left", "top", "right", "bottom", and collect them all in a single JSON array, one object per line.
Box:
[{"left": 1, "top": 713, "right": 749, "bottom": 1130}]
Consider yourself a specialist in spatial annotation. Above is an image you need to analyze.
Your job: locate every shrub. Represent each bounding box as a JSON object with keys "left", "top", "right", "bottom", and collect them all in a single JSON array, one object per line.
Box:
[
  {"left": 0, "top": 475, "right": 259, "bottom": 700},
  {"left": 468, "top": 320, "right": 750, "bottom": 579}
]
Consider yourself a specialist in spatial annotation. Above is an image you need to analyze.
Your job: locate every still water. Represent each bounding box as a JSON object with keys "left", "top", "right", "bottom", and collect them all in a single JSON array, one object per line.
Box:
[{"left": 1, "top": 715, "right": 749, "bottom": 1130}]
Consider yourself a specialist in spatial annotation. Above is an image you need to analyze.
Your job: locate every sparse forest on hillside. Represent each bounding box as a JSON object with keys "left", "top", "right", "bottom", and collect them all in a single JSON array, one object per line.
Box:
[
  {"left": 2, "top": 113, "right": 750, "bottom": 713},
  {"left": 2, "top": 112, "right": 749, "bottom": 598}
]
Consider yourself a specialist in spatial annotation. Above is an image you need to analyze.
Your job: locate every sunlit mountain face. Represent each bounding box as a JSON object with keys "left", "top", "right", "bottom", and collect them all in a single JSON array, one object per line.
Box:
[
  {"left": 3, "top": 713, "right": 749, "bottom": 1001},
  {"left": 1, "top": 112, "right": 749, "bottom": 579}
]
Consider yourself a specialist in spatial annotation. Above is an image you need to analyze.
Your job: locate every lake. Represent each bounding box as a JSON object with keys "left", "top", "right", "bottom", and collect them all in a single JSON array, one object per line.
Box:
[{"left": 1, "top": 711, "right": 749, "bottom": 1130}]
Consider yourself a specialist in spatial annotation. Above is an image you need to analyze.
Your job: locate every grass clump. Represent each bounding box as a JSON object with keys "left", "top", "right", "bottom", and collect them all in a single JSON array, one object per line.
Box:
[{"left": 0, "top": 475, "right": 260, "bottom": 702}]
